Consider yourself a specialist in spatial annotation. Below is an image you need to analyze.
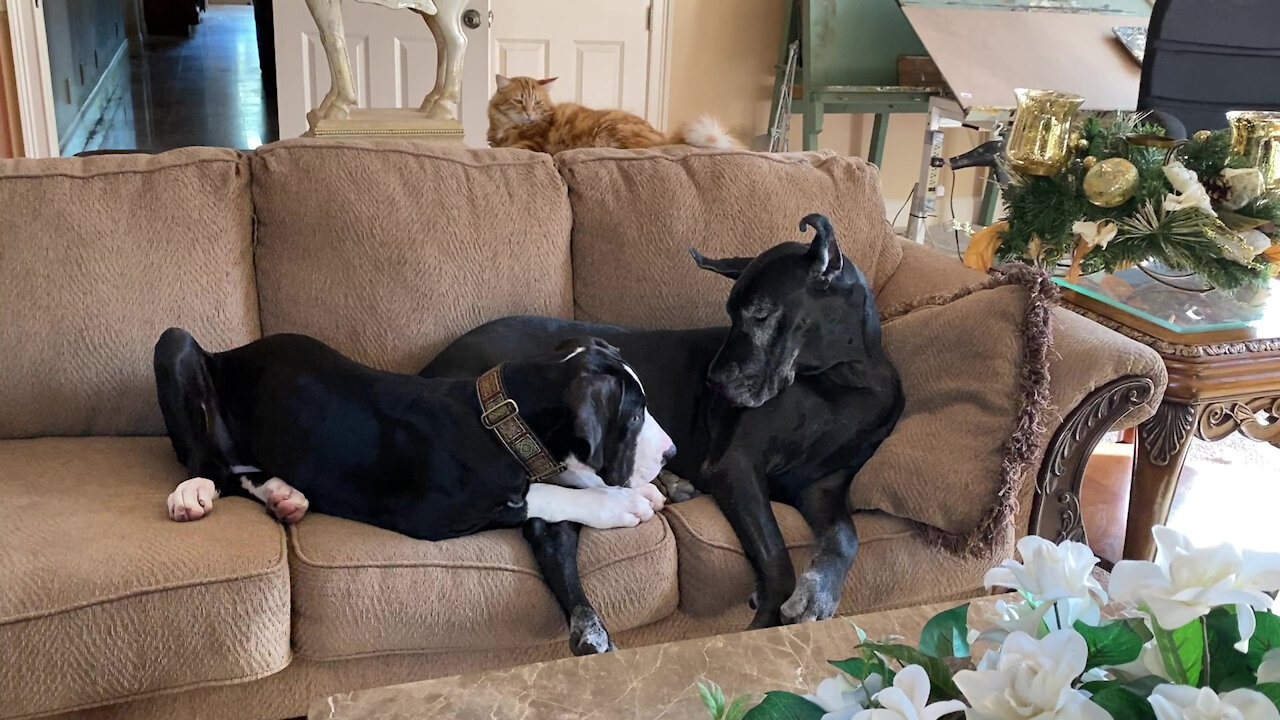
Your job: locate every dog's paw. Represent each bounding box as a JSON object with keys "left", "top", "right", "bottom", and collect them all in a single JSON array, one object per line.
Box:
[
  {"left": 780, "top": 569, "right": 840, "bottom": 624},
  {"left": 636, "top": 482, "right": 666, "bottom": 512},
  {"left": 569, "top": 607, "right": 615, "bottom": 656},
  {"left": 260, "top": 478, "right": 309, "bottom": 524},
  {"left": 167, "top": 477, "right": 218, "bottom": 522},
  {"left": 585, "top": 486, "right": 655, "bottom": 529}
]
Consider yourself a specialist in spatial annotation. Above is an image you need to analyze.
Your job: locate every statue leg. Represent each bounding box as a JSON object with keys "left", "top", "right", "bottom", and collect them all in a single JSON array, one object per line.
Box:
[
  {"left": 418, "top": 11, "right": 448, "bottom": 114},
  {"left": 304, "top": 0, "right": 358, "bottom": 119},
  {"left": 423, "top": 2, "right": 466, "bottom": 121}
]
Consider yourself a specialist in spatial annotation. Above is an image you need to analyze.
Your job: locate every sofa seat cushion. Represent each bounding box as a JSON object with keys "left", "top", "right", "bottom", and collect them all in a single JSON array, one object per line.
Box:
[
  {"left": 664, "top": 497, "right": 1008, "bottom": 618},
  {"left": 558, "top": 146, "right": 904, "bottom": 329},
  {"left": 288, "top": 511, "right": 679, "bottom": 660},
  {"left": 0, "top": 437, "right": 291, "bottom": 720}
]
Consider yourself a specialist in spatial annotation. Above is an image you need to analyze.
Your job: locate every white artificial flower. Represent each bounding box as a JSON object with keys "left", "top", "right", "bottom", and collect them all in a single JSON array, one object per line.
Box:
[
  {"left": 1163, "top": 161, "right": 1217, "bottom": 216},
  {"left": 1111, "top": 525, "right": 1280, "bottom": 649},
  {"left": 805, "top": 673, "right": 885, "bottom": 720},
  {"left": 973, "top": 598, "right": 1056, "bottom": 645},
  {"left": 1258, "top": 648, "right": 1280, "bottom": 684},
  {"left": 1148, "top": 684, "right": 1280, "bottom": 720},
  {"left": 983, "top": 536, "right": 1107, "bottom": 630},
  {"left": 849, "top": 665, "right": 966, "bottom": 720},
  {"left": 954, "top": 630, "right": 1110, "bottom": 720},
  {"left": 1109, "top": 639, "right": 1170, "bottom": 682},
  {"left": 1244, "top": 229, "right": 1274, "bottom": 258},
  {"left": 1221, "top": 167, "right": 1265, "bottom": 211},
  {"left": 1073, "top": 220, "right": 1118, "bottom": 249}
]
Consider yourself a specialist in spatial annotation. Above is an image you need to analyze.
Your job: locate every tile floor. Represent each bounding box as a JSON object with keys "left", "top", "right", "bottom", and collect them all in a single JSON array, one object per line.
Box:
[{"left": 75, "top": 5, "right": 275, "bottom": 155}]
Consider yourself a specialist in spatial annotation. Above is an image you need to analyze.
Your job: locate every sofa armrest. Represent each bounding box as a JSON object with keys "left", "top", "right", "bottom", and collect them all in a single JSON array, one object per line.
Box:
[{"left": 875, "top": 238, "right": 988, "bottom": 309}]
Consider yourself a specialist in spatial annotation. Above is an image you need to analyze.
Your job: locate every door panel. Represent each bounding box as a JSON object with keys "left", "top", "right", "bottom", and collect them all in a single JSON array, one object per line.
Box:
[
  {"left": 491, "top": 0, "right": 651, "bottom": 117},
  {"left": 274, "top": 0, "right": 491, "bottom": 145}
]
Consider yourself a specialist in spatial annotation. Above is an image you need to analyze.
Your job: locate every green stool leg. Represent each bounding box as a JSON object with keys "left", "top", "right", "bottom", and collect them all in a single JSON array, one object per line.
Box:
[
  {"left": 804, "top": 100, "right": 824, "bottom": 151},
  {"left": 869, "top": 112, "right": 890, "bottom": 166},
  {"left": 978, "top": 172, "right": 1001, "bottom": 226}
]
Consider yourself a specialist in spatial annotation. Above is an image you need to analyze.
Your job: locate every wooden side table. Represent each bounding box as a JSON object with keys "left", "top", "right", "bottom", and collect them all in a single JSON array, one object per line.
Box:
[{"left": 1060, "top": 270, "right": 1280, "bottom": 561}]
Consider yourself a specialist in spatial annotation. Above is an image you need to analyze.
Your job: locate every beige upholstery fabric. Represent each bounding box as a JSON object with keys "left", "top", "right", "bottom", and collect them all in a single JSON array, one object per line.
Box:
[
  {"left": 0, "top": 149, "right": 258, "bottom": 438},
  {"left": 0, "top": 438, "right": 290, "bottom": 720},
  {"left": 251, "top": 139, "right": 574, "bottom": 374},
  {"left": 875, "top": 238, "right": 988, "bottom": 310},
  {"left": 289, "top": 512, "right": 678, "bottom": 660},
  {"left": 559, "top": 147, "right": 904, "bottom": 328},
  {"left": 664, "top": 497, "right": 1008, "bottom": 618}
]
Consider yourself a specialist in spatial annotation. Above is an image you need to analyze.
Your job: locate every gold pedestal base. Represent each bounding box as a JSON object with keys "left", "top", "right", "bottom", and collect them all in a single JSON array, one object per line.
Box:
[{"left": 304, "top": 109, "right": 466, "bottom": 146}]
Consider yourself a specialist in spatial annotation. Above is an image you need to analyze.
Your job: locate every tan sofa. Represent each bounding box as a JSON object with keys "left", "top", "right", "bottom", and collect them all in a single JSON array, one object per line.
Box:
[{"left": 0, "top": 141, "right": 1167, "bottom": 720}]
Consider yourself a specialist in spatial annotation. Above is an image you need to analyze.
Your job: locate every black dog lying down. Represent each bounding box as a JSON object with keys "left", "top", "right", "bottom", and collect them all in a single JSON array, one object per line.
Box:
[
  {"left": 153, "top": 330, "right": 676, "bottom": 650},
  {"left": 425, "top": 214, "right": 904, "bottom": 639}
]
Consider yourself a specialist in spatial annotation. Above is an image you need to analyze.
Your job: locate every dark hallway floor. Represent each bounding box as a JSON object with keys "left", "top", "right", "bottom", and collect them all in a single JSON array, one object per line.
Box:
[{"left": 74, "top": 5, "right": 276, "bottom": 154}]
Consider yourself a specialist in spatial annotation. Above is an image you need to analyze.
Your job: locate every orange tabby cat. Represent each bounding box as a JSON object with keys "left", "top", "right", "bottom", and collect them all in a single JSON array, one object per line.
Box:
[{"left": 487, "top": 75, "right": 740, "bottom": 153}]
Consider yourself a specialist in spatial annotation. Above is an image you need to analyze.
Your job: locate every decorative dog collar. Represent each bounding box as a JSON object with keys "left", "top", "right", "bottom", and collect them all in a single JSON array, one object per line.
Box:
[{"left": 476, "top": 364, "right": 567, "bottom": 484}]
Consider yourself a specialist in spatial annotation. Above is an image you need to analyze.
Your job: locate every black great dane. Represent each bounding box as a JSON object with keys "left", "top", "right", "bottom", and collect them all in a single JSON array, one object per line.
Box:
[
  {"left": 152, "top": 331, "right": 676, "bottom": 654},
  {"left": 423, "top": 213, "right": 903, "bottom": 639}
]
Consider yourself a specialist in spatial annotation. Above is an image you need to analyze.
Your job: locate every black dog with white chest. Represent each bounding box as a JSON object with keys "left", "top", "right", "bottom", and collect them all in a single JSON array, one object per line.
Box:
[
  {"left": 152, "top": 330, "right": 675, "bottom": 653},
  {"left": 424, "top": 213, "right": 903, "bottom": 636}
]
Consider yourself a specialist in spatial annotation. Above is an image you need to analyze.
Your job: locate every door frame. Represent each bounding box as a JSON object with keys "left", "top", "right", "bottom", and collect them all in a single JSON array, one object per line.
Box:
[
  {"left": 645, "top": 0, "right": 672, "bottom": 129},
  {"left": 6, "top": 0, "right": 58, "bottom": 157}
]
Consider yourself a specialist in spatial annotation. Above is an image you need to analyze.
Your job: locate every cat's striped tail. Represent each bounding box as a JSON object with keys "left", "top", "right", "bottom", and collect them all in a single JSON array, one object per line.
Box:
[{"left": 671, "top": 116, "right": 743, "bottom": 149}]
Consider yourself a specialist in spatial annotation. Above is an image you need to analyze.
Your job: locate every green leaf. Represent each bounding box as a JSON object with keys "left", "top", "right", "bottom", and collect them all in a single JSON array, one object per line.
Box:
[
  {"left": 1152, "top": 617, "right": 1204, "bottom": 687},
  {"left": 830, "top": 658, "right": 871, "bottom": 680},
  {"left": 741, "top": 692, "right": 825, "bottom": 720},
  {"left": 1205, "top": 607, "right": 1253, "bottom": 692},
  {"left": 920, "top": 603, "right": 971, "bottom": 659},
  {"left": 1080, "top": 680, "right": 1120, "bottom": 695},
  {"left": 1089, "top": 686, "right": 1157, "bottom": 720},
  {"left": 859, "top": 642, "right": 961, "bottom": 702},
  {"left": 1254, "top": 683, "right": 1280, "bottom": 713},
  {"left": 1074, "top": 619, "right": 1144, "bottom": 668},
  {"left": 724, "top": 695, "right": 755, "bottom": 720},
  {"left": 1124, "top": 676, "right": 1166, "bottom": 698},
  {"left": 1249, "top": 610, "right": 1280, "bottom": 669},
  {"left": 697, "top": 679, "right": 726, "bottom": 719}
]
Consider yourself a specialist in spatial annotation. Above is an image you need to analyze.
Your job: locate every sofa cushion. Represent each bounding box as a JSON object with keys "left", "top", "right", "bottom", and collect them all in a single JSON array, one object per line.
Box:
[
  {"left": 251, "top": 139, "right": 574, "bottom": 374},
  {"left": 558, "top": 146, "right": 903, "bottom": 328},
  {"left": 288, "top": 511, "right": 678, "bottom": 660},
  {"left": 0, "top": 437, "right": 290, "bottom": 720},
  {"left": 664, "top": 497, "right": 1008, "bottom": 618},
  {"left": 0, "top": 148, "right": 258, "bottom": 438}
]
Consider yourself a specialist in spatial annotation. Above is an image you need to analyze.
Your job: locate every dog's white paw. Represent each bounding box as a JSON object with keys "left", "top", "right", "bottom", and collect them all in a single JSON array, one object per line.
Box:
[
  {"left": 167, "top": 477, "right": 218, "bottom": 522},
  {"left": 780, "top": 569, "right": 840, "bottom": 624},
  {"left": 636, "top": 482, "right": 666, "bottom": 513},
  {"left": 569, "top": 606, "right": 615, "bottom": 656},
  {"left": 259, "top": 478, "right": 309, "bottom": 524},
  {"left": 586, "top": 486, "right": 655, "bottom": 529}
]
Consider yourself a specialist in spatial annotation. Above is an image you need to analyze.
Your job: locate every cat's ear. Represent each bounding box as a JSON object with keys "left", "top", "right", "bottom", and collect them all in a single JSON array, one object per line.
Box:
[
  {"left": 495, "top": 74, "right": 512, "bottom": 90},
  {"left": 536, "top": 77, "right": 558, "bottom": 87}
]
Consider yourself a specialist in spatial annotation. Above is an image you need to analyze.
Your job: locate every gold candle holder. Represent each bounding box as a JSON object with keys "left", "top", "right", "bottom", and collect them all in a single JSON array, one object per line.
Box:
[
  {"left": 1228, "top": 111, "right": 1280, "bottom": 190},
  {"left": 1005, "top": 89, "right": 1085, "bottom": 176}
]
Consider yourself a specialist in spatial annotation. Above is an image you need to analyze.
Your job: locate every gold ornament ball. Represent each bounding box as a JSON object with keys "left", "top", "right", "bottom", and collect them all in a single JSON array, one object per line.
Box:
[
  {"left": 1083, "top": 157, "right": 1139, "bottom": 208},
  {"left": 1082, "top": 155, "right": 1097, "bottom": 170},
  {"left": 1075, "top": 137, "right": 1090, "bottom": 152},
  {"left": 1193, "top": 129, "right": 1212, "bottom": 142}
]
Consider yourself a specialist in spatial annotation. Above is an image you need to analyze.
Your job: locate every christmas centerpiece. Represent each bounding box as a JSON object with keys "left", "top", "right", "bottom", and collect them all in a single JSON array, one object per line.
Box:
[
  {"left": 696, "top": 527, "right": 1280, "bottom": 720},
  {"left": 963, "top": 94, "right": 1280, "bottom": 291}
]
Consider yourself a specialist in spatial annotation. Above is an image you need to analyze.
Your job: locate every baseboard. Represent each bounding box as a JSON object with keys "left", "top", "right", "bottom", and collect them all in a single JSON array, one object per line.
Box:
[{"left": 58, "top": 40, "right": 128, "bottom": 156}]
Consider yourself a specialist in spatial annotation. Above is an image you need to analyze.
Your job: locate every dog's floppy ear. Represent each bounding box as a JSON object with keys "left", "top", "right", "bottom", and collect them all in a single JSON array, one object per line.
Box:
[
  {"left": 690, "top": 248, "right": 753, "bottom": 280},
  {"left": 563, "top": 374, "right": 620, "bottom": 469},
  {"left": 801, "top": 213, "right": 843, "bottom": 285}
]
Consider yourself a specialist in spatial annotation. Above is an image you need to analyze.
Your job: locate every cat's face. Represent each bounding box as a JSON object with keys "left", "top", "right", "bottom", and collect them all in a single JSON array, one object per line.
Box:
[{"left": 491, "top": 75, "right": 556, "bottom": 125}]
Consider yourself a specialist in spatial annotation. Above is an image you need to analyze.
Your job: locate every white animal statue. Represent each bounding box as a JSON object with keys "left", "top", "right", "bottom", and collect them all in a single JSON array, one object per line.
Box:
[{"left": 304, "top": 0, "right": 471, "bottom": 122}]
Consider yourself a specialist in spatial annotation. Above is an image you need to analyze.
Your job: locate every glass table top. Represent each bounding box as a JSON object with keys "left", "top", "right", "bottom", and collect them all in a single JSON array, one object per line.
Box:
[
  {"left": 1055, "top": 268, "right": 1280, "bottom": 341},
  {"left": 898, "top": 0, "right": 1152, "bottom": 15}
]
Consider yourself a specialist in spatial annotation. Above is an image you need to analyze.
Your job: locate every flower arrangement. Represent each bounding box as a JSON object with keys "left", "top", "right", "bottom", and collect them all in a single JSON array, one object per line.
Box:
[
  {"left": 963, "top": 113, "right": 1280, "bottom": 291},
  {"left": 697, "top": 527, "right": 1280, "bottom": 720}
]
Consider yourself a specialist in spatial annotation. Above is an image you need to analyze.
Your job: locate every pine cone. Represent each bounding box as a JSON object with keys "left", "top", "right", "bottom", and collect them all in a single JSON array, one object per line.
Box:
[{"left": 1202, "top": 175, "right": 1231, "bottom": 206}]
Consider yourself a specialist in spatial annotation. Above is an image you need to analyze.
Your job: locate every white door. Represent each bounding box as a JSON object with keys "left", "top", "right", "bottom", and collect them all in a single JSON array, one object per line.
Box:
[
  {"left": 273, "top": 0, "right": 492, "bottom": 145},
  {"left": 491, "top": 0, "right": 654, "bottom": 122}
]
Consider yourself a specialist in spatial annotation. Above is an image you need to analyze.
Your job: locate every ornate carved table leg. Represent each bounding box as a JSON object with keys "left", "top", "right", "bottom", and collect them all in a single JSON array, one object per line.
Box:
[{"left": 1127, "top": 401, "right": 1201, "bottom": 561}]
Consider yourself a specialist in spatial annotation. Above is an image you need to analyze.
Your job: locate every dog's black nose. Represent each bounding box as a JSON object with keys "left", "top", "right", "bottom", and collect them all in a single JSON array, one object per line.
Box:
[{"left": 662, "top": 445, "right": 678, "bottom": 464}]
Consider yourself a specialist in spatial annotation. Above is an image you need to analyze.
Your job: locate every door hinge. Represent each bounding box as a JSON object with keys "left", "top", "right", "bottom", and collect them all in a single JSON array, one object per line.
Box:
[{"left": 645, "top": 2, "right": 652, "bottom": 31}]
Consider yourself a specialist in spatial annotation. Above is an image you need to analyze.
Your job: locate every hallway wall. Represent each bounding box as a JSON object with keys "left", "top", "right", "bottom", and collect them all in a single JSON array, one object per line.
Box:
[{"left": 42, "top": 0, "right": 129, "bottom": 145}]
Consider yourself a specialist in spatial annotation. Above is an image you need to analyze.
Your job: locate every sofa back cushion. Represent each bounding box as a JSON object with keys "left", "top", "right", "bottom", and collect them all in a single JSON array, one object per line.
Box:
[
  {"left": 559, "top": 147, "right": 903, "bottom": 328},
  {"left": 251, "top": 140, "right": 573, "bottom": 373},
  {"left": 0, "top": 149, "right": 258, "bottom": 438}
]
